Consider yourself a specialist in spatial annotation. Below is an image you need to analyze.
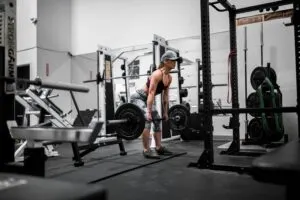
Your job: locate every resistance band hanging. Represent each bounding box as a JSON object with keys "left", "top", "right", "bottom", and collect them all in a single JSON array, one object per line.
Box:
[
  {"left": 227, "top": 50, "right": 236, "bottom": 104},
  {"left": 257, "top": 78, "right": 284, "bottom": 141}
]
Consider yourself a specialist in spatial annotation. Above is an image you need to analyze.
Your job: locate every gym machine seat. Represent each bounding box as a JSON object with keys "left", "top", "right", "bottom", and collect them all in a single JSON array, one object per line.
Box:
[
  {"left": 0, "top": 173, "right": 106, "bottom": 200},
  {"left": 251, "top": 139, "right": 300, "bottom": 200}
]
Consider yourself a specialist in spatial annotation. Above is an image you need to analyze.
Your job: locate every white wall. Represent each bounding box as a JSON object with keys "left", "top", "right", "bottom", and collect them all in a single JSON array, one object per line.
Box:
[
  {"left": 37, "top": 0, "right": 71, "bottom": 51},
  {"left": 70, "top": 0, "right": 286, "bottom": 55},
  {"left": 71, "top": 0, "right": 203, "bottom": 55},
  {"left": 16, "top": 0, "right": 37, "bottom": 77},
  {"left": 71, "top": 53, "right": 98, "bottom": 116},
  {"left": 36, "top": 0, "right": 72, "bottom": 116},
  {"left": 17, "top": 50, "right": 37, "bottom": 78},
  {"left": 37, "top": 49, "right": 72, "bottom": 116},
  {"left": 17, "top": 0, "right": 37, "bottom": 52}
]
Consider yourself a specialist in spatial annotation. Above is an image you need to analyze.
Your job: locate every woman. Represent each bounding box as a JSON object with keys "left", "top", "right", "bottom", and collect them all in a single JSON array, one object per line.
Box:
[{"left": 130, "top": 50, "right": 181, "bottom": 159}]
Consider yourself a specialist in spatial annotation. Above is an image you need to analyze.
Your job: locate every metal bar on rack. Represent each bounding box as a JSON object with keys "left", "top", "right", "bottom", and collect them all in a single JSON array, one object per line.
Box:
[
  {"left": 236, "top": 0, "right": 293, "bottom": 14},
  {"left": 1, "top": 77, "right": 89, "bottom": 93},
  {"left": 200, "top": 106, "right": 297, "bottom": 114}
]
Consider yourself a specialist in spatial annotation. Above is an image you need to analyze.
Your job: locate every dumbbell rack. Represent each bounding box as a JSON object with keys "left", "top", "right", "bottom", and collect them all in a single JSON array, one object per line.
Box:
[{"left": 244, "top": 65, "right": 288, "bottom": 146}]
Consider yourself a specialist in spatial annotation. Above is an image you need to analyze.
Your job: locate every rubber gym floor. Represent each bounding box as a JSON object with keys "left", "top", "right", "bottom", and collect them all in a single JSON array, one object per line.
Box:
[{"left": 46, "top": 139, "right": 285, "bottom": 200}]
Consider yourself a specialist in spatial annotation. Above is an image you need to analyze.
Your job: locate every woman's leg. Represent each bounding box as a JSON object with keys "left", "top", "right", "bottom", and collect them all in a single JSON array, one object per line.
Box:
[
  {"left": 152, "top": 110, "right": 173, "bottom": 156},
  {"left": 143, "top": 121, "right": 159, "bottom": 158},
  {"left": 142, "top": 126, "right": 151, "bottom": 152},
  {"left": 129, "top": 91, "right": 159, "bottom": 158},
  {"left": 153, "top": 131, "right": 162, "bottom": 150},
  {"left": 152, "top": 110, "right": 162, "bottom": 150}
]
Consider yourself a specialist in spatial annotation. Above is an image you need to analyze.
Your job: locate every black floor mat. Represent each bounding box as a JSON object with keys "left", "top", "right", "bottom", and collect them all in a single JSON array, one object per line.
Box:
[
  {"left": 98, "top": 158, "right": 285, "bottom": 200},
  {"left": 43, "top": 139, "right": 286, "bottom": 200},
  {"left": 46, "top": 149, "right": 186, "bottom": 183}
]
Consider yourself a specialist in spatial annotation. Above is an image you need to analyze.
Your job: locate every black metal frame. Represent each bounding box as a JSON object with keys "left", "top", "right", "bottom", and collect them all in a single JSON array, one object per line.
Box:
[
  {"left": 71, "top": 50, "right": 127, "bottom": 167},
  {"left": 121, "top": 59, "right": 129, "bottom": 102},
  {"left": 293, "top": 2, "right": 300, "bottom": 138},
  {"left": 243, "top": 27, "right": 249, "bottom": 141},
  {"left": 197, "top": 59, "right": 202, "bottom": 112},
  {"left": 190, "top": 0, "right": 299, "bottom": 171}
]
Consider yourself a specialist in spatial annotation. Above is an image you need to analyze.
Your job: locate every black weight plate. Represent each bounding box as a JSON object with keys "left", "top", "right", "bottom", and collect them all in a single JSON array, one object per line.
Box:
[
  {"left": 265, "top": 117, "right": 284, "bottom": 142},
  {"left": 246, "top": 92, "right": 260, "bottom": 117},
  {"left": 168, "top": 104, "right": 190, "bottom": 131},
  {"left": 180, "top": 89, "right": 188, "bottom": 98},
  {"left": 115, "top": 103, "right": 145, "bottom": 140},
  {"left": 181, "top": 101, "right": 191, "bottom": 112},
  {"left": 248, "top": 118, "right": 265, "bottom": 144},
  {"left": 179, "top": 77, "right": 184, "bottom": 85},
  {"left": 250, "top": 67, "right": 277, "bottom": 90}
]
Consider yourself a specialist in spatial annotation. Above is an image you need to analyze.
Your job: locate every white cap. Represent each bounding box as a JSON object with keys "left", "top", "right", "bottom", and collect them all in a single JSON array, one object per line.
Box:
[{"left": 161, "top": 50, "right": 180, "bottom": 62}]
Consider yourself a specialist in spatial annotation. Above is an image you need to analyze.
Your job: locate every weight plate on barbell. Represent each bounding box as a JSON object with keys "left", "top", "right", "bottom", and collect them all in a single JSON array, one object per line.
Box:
[
  {"left": 115, "top": 103, "right": 145, "bottom": 140},
  {"left": 168, "top": 104, "right": 190, "bottom": 131}
]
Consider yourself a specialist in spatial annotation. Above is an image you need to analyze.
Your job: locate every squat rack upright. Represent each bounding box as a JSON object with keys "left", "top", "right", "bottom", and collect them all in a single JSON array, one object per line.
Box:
[{"left": 190, "top": 0, "right": 300, "bottom": 170}]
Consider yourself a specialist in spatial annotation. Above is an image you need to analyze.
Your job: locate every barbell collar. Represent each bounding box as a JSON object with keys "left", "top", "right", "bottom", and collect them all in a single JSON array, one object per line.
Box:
[
  {"left": 174, "top": 116, "right": 181, "bottom": 122},
  {"left": 106, "top": 119, "right": 129, "bottom": 125}
]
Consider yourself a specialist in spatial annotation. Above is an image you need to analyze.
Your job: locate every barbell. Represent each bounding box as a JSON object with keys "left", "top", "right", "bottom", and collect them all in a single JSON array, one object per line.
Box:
[
  {"left": 1, "top": 76, "right": 90, "bottom": 93},
  {"left": 107, "top": 103, "right": 190, "bottom": 140},
  {"left": 83, "top": 70, "right": 180, "bottom": 83}
]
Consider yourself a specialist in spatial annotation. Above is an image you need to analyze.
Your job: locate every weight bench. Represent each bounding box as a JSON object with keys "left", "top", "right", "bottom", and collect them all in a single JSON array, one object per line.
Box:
[
  {"left": 2, "top": 122, "right": 103, "bottom": 176},
  {"left": 251, "top": 139, "right": 300, "bottom": 200},
  {"left": 10, "top": 122, "right": 103, "bottom": 144},
  {"left": 0, "top": 173, "right": 106, "bottom": 200}
]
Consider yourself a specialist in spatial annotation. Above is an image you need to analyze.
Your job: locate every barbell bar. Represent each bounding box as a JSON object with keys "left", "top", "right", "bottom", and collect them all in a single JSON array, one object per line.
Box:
[
  {"left": 83, "top": 73, "right": 150, "bottom": 83},
  {"left": 10, "top": 103, "right": 190, "bottom": 142},
  {"left": 199, "top": 106, "right": 297, "bottom": 114},
  {"left": 83, "top": 70, "right": 179, "bottom": 83},
  {"left": 112, "top": 103, "right": 190, "bottom": 140},
  {"left": 1, "top": 76, "right": 90, "bottom": 93},
  {"left": 106, "top": 116, "right": 181, "bottom": 126}
]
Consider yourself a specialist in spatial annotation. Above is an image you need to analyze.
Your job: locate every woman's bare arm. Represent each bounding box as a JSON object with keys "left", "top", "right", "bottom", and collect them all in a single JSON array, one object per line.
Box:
[
  {"left": 162, "top": 75, "right": 172, "bottom": 116},
  {"left": 147, "top": 71, "right": 162, "bottom": 113}
]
